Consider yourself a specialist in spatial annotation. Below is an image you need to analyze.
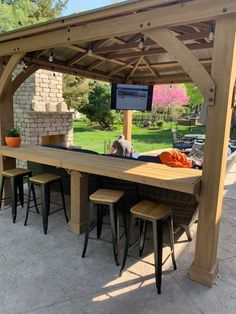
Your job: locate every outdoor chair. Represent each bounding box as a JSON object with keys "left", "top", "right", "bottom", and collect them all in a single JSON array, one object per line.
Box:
[{"left": 171, "top": 129, "right": 193, "bottom": 152}]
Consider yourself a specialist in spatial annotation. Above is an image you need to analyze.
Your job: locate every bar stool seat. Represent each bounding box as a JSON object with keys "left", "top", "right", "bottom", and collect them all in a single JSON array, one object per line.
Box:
[
  {"left": 120, "top": 200, "right": 177, "bottom": 294},
  {"left": 131, "top": 200, "right": 172, "bottom": 221},
  {"left": 89, "top": 189, "right": 124, "bottom": 203},
  {"left": 24, "top": 173, "right": 68, "bottom": 234},
  {"left": 82, "top": 188, "right": 125, "bottom": 265},
  {"left": 29, "top": 173, "right": 61, "bottom": 185},
  {"left": 2, "top": 168, "right": 32, "bottom": 177},
  {"left": 0, "top": 168, "right": 38, "bottom": 223}
]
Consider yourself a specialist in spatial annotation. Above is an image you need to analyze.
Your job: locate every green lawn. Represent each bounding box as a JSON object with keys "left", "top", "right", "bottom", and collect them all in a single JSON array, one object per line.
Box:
[{"left": 73, "top": 121, "right": 206, "bottom": 154}]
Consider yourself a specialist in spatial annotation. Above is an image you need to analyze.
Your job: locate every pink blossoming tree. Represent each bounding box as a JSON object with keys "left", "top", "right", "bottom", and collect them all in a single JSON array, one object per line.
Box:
[{"left": 152, "top": 84, "right": 189, "bottom": 111}]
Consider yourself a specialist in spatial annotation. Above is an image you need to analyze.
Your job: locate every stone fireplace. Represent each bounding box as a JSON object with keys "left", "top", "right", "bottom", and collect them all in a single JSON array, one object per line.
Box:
[{"left": 14, "top": 69, "right": 73, "bottom": 147}]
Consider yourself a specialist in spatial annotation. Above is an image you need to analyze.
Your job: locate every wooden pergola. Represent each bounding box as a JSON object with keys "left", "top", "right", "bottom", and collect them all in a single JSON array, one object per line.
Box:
[{"left": 0, "top": 0, "right": 236, "bottom": 288}]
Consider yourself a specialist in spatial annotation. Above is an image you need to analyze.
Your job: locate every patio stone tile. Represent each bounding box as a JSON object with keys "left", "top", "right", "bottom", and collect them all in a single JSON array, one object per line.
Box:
[{"left": 0, "top": 170, "right": 235, "bottom": 314}]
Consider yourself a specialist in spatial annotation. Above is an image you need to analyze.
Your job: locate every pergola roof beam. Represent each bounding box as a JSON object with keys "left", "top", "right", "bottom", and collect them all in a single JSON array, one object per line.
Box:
[
  {"left": 0, "top": 0, "right": 235, "bottom": 57},
  {"left": 0, "top": 0, "right": 174, "bottom": 44}
]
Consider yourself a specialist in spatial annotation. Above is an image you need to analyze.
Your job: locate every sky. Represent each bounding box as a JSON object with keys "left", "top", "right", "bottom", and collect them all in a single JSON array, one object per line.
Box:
[{"left": 62, "top": 0, "right": 126, "bottom": 16}]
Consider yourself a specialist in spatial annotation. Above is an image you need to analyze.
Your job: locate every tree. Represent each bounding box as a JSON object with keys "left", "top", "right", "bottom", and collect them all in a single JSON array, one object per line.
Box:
[
  {"left": 0, "top": 0, "right": 67, "bottom": 32},
  {"left": 80, "top": 81, "right": 120, "bottom": 130},
  {"left": 152, "top": 84, "right": 189, "bottom": 110},
  {"left": 62, "top": 75, "right": 92, "bottom": 110},
  {"left": 185, "top": 83, "right": 204, "bottom": 112}
]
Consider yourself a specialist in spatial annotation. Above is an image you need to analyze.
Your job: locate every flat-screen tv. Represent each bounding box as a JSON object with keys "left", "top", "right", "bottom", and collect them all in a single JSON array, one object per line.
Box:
[{"left": 111, "top": 83, "right": 153, "bottom": 111}]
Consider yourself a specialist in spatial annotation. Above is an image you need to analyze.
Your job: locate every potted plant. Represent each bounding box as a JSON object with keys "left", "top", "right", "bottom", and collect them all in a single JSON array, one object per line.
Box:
[{"left": 5, "top": 128, "right": 21, "bottom": 147}]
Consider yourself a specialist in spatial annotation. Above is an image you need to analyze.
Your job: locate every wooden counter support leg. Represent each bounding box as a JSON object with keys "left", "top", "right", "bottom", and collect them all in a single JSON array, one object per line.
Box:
[
  {"left": 69, "top": 170, "right": 88, "bottom": 235},
  {"left": 189, "top": 15, "right": 236, "bottom": 286}
]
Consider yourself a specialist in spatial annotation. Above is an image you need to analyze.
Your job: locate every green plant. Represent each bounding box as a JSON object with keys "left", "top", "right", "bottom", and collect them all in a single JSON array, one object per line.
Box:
[{"left": 6, "top": 128, "right": 21, "bottom": 137}]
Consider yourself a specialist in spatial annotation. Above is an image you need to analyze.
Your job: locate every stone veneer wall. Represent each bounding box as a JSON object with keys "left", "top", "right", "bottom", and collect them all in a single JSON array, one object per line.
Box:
[{"left": 13, "top": 69, "right": 73, "bottom": 167}]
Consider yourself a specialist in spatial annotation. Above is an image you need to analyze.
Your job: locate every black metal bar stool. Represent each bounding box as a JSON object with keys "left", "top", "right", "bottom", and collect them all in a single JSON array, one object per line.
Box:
[
  {"left": 120, "top": 200, "right": 177, "bottom": 294},
  {"left": 82, "top": 189, "right": 124, "bottom": 265},
  {"left": 0, "top": 168, "right": 38, "bottom": 223},
  {"left": 24, "top": 173, "right": 68, "bottom": 234}
]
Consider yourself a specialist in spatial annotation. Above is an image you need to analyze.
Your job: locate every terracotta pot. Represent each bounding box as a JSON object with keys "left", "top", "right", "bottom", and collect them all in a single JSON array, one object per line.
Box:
[{"left": 5, "top": 137, "right": 21, "bottom": 147}]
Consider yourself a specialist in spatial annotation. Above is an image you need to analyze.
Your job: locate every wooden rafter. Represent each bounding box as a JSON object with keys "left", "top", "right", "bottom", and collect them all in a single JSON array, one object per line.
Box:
[
  {"left": 67, "top": 52, "right": 88, "bottom": 66},
  {"left": 108, "top": 42, "right": 213, "bottom": 60},
  {"left": 12, "top": 64, "right": 39, "bottom": 94},
  {"left": 0, "top": 0, "right": 235, "bottom": 57},
  {"left": 68, "top": 44, "right": 134, "bottom": 68},
  {"left": 0, "top": 53, "right": 24, "bottom": 98},
  {"left": 93, "top": 31, "right": 209, "bottom": 54},
  {"left": 87, "top": 60, "right": 105, "bottom": 71},
  {"left": 108, "top": 58, "right": 137, "bottom": 76},
  {"left": 126, "top": 57, "right": 143, "bottom": 81},
  {"left": 138, "top": 58, "right": 212, "bottom": 70},
  {"left": 143, "top": 57, "right": 159, "bottom": 79},
  {"left": 145, "top": 28, "right": 215, "bottom": 105}
]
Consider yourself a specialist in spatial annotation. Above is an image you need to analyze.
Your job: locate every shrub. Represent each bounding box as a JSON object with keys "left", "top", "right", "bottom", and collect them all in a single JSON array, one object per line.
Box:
[{"left": 155, "top": 120, "right": 164, "bottom": 129}]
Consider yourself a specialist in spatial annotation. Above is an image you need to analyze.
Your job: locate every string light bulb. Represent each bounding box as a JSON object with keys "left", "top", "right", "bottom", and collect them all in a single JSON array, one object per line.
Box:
[
  {"left": 49, "top": 52, "right": 54, "bottom": 62},
  {"left": 138, "top": 36, "right": 145, "bottom": 50},
  {"left": 87, "top": 45, "right": 93, "bottom": 56},
  {"left": 208, "top": 23, "right": 215, "bottom": 41}
]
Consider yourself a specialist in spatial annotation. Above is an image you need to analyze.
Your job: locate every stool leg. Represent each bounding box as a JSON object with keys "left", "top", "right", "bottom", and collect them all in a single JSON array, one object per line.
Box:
[
  {"left": 0, "top": 176, "right": 5, "bottom": 209},
  {"left": 59, "top": 180, "right": 68, "bottom": 223},
  {"left": 29, "top": 173, "right": 39, "bottom": 214},
  {"left": 31, "top": 184, "right": 39, "bottom": 214},
  {"left": 139, "top": 220, "right": 147, "bottom": 257},
  {"left": 17, "top": 176, "right": 24, "bottom": 207},
  {"left": 153, "top": 220, "right": 163, "bottom": 294},
  {"left": 122, "top": 206, "right": 128, "bottom": 238},
  {"left": 120, "top": 214, "right": 134, "bottom": 276},
  {"left": 109, "top": 204, "right": 119, "bottom": 266},
  {"left": 41, "top": 184, "right": 50, "bottom": 235},
  {"left": 168, "top": 215, "right": 177, "bottom": 270},
  {"left": 82, "top": 201, "right": 93, "bottom": 258},
  {"left": 24, "top": 182, "right": 32, "bottom": 226},
  {"left": 10, "top": 177, "right": 18, "bottom": 223},
  {"left": 97, "top": 204, "right": 103, "bottom": 239}
]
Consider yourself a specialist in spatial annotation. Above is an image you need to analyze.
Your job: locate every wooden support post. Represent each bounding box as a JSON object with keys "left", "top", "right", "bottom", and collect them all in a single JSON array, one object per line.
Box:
[
  {"left": 189, "top": 15, "right": 236, "bottom": 286},
  {"left": 123, "top": 110, "right": 132, "bottom": 142},
  {"left": 69, "top": 170, "right": 88, "bottom": 235},
  {"left": 0, "top": 60, "right": 16, "bottom": 198}
]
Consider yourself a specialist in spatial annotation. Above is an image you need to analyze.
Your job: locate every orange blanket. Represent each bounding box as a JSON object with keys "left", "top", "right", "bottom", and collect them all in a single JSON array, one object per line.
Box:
[{"left": 159, "top": 150, "right": 192, "bottom": 168}]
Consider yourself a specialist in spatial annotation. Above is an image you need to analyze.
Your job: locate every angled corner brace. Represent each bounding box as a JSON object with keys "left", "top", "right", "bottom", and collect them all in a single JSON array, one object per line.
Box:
[
  {"left": 12, "top": 64, "right": 39, "bottom": 95},
  {"left": 0, "top": 53, "right": 24, "bottom": 98},
  {"left": 144, "top": 28, "right": 215, "bottom": 106}
]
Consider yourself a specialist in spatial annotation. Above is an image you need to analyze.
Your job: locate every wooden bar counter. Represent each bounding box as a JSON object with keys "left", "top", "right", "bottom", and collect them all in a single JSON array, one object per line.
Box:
[{"left": 0, "top": 145, "right": 202, "bottom": 234}]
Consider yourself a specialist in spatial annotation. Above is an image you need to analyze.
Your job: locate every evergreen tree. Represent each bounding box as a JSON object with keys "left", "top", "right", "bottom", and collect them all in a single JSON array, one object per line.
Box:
[{"left": 0, "top": 0, "right": 67, "bottom": 32}]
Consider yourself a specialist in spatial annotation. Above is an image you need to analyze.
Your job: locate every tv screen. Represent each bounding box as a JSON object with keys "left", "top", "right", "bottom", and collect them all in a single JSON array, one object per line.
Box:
[{"left": 111, "top": 84, "right": 153, "bottom": 111}]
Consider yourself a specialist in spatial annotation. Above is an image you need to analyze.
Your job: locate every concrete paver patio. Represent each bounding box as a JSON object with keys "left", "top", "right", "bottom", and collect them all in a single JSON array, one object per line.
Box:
[{"left": 0, "top": 164, "right": 236, "bottom": 314}]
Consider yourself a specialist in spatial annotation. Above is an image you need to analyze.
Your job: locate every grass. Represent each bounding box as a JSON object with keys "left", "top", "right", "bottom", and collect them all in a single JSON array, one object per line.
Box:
[{"left": 73, "top": 120, "right": 206, "bottom": 154}]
